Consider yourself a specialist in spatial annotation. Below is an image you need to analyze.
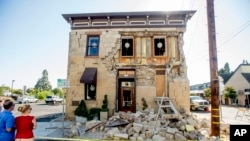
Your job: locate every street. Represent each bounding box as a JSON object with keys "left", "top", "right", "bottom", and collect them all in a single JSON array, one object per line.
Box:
[
  {"left": 11, "top": 102, "right": 250, "bottom": 125},
  {"left": 13, "top": 102, "right": 64, "bottom": 119}
]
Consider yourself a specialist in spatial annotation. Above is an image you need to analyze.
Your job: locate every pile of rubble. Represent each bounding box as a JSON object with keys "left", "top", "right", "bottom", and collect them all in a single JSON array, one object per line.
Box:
[{"left": 66, "top": 110, "right": 230, "bottom": 140}]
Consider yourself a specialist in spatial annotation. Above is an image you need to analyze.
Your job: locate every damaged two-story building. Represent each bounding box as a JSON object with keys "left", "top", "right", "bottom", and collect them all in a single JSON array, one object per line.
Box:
[{"left": 62, "top": 11, "right": 195, "bottom": 119}]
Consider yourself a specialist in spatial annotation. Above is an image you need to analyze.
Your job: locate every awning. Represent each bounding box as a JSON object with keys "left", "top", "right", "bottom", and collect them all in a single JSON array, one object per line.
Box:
[{"left": 80, "top": 68, "right": 97, "bottom": 83}]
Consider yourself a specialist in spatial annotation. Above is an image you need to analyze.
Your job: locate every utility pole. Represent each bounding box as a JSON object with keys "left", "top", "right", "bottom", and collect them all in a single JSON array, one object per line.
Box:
[
  {"left": 11, "top": 80, "right": 15, "bottom": 96},
  {"left": 206, "top": 0, "right": 220, "bottom": 137}
]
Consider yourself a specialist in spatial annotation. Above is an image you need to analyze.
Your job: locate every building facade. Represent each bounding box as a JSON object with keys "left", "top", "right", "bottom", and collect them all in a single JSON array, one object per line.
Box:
[
  {"left": 223, "top": 63, "right": 250, "bottom": 106},
  {"left": 62, "top": 11, "right": 195, "bottom": 119}
]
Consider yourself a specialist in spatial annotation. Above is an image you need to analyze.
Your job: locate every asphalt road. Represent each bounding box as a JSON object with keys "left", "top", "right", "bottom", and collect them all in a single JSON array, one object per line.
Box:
[{"left": 13, "top": 102, "right": 64, "bottom": 119}]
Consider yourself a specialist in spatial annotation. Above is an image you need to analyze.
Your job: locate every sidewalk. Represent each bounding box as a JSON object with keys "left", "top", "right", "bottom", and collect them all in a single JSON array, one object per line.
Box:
[
  {"left": 33, "top": 106, "right": 250, "bottom": 140},
  {"left": 221, "top": 106, "right": 250, "bottom": 125},
  {"left": 192, "top": 105, "right": 250, "bottom": 125}
]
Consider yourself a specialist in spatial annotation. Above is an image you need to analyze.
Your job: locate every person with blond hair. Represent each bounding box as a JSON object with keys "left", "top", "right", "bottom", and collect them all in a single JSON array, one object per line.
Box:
[{"left": 15, "top": 104, "right": 37, "bottom": 141}]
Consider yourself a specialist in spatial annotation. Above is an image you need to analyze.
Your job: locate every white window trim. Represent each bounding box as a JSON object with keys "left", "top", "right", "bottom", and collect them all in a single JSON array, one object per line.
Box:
[
  {"left": 168, "top": 20, "right": 184, "bottom": 25},
  {"left": 92, "top": 22, "right": 108, "bottom": 26},
  {"left": 73, "top": 22, "right": 89, "bottom": 27},
  {"left": 149, "top": 20, "right": 165, "bottom": 25},
  {"left": 129, "top": 21, "right": 146, "bottom": 25},
  {"left": 111, "top": 21, "right": 127, "bottom": 26}
]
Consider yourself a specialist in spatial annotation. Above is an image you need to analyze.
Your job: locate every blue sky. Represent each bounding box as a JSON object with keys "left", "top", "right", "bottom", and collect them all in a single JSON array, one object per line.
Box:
[{"left": 0, "top": 0, "right": 249, "bottom": 89}]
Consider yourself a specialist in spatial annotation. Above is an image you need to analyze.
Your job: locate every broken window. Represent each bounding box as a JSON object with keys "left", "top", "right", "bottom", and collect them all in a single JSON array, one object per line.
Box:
[
  {"left": 121, "top": 38, "right": 133, "bottom": 57},
  {"left": 154, "top": 38, "right": 166, "bottom": 56}
]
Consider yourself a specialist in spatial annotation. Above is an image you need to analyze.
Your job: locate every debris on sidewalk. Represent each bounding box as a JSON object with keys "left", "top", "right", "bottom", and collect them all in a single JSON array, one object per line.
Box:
[{"left": 61, "top": 109, "right": 227, "bottom": 140}]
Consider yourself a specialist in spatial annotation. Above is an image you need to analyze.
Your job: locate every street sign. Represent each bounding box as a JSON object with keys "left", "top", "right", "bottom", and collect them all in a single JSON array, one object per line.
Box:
[{"left": 57, "top": 79, "right": 70, "bottom": 88}]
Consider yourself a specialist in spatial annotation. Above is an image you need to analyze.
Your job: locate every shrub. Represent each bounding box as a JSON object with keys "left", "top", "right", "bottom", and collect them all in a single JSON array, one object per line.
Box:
[
  {"left": 101, "top": 95, "right": 109, "bottom": 112},
  {"left": 141, "top": 97, "right": 148, "bottom": 110},
  {"left": 88, "top": 107, "right": 101, "bottom": 120},
  {"left": 74, "top": 100, "right": 88, "bottom": 117}
]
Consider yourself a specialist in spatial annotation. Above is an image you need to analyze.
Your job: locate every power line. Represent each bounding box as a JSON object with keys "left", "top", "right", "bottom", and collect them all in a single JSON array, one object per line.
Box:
[
  {"left": 187, "top": 20, "right": 250, "bottom": 65},
  {"left": 218, "top": 21, "right": 250, "bottom": 48}
]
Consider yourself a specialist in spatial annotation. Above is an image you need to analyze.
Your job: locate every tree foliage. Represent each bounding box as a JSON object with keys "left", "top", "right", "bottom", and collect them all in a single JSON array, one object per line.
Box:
[
  {"left": 13, "top": 89, "right": 23, "bottom": 95},
  {"left": 52, "top": 88, "right": 64, "bottom": 98},
  {"left": 203, "top": 88, "right": 211, "bottom": 98},
  {"left": 37, "top": 90, "right": 51, "bottom": 100},
  {"left": 101, "top": 95, "right": 109, "bottom": 112},
  {"left": 0, "top": 86, "right": 10, "bottom": 95},
  {"left": 74, "top": 100, "right": 88, "bottom": 117},
  {"left": 35, "top": 69, "right": 52, "bottom": 91},
  {"left": 219, "top": 62, "right": 232, "bottom": 74},
  {"left": 26, "top": 88, "right": 37, "bottom": 95},
  {"left": 224, "top": 86, "right": 236, "bottom": 99}
]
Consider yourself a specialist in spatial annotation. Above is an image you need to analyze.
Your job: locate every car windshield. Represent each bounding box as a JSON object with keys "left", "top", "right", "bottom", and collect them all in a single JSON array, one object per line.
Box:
[
  {"left": 46, "top": 96, "right": 52, "bottom": 98},
  {"left": 190, "top": 96, "right": 203, "bottom": 100}
]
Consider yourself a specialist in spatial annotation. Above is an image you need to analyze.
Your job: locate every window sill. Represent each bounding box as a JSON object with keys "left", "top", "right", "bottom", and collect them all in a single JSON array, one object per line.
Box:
[{"left": 85, "top": 56, "right": 99, "bottom": 58}]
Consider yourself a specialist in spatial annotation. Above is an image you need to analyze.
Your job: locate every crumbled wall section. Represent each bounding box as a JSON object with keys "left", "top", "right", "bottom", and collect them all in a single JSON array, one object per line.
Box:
[{"left": 136, "top": 66, "right": 155, "bottom": 86}]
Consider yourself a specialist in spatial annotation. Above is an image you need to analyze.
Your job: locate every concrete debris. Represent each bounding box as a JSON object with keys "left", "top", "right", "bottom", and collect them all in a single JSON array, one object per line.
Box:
[{"left": 67, "top": 110, "right": 228, "bottom": 140}]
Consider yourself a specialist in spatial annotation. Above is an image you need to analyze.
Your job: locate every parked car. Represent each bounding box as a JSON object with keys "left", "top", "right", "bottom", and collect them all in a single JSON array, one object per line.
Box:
[
  {"left": 45, "top": 95, "right": 63, "bottom": 104},
  {"left": 190, "top": 96, "right": 210, "bottom": 111},
  {"left": 17, "top": 96, "right": 39, "bottom": 104}
]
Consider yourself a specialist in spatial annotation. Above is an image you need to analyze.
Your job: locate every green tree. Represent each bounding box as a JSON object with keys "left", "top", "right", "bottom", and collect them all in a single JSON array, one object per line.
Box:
[
  {"left": 13, "top": 89, "right": 23, "bottom": 95},
  {"left": 219, "top": 62, "right": 232, "bottom": 75},
  {"left": 52, "top": 88, "right": 64, "bottom": 98},
  {"left": 35, "top": 69, "right": 52, "bottom": 91},
  {"left": 0, "top": 86, "right": 10, "bottom": 95},
  {"left": 224, "top": 86, "right": 237, "bottom": 102},
  {"left": 26, "top": 88, "right": 37, "bottom": 95},
  {"left": 204, "top": 88, "right": 211, "bottom": 98},
  {"left": 37, "top": 90, "right": 51, "bottom": 100},
  {"left": 224, "top": 63, "right": 230, "bottom": 74}
]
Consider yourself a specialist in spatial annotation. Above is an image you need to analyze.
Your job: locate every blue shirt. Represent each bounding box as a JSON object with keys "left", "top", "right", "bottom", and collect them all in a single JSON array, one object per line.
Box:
[{"left": 0, "top": 110, "right": 15, "bottom": 141}]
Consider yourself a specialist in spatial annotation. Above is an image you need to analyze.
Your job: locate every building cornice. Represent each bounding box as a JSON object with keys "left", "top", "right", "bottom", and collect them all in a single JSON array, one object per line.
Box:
[{"left": 62, "top": 11, "right": 196, "bottom": 29}]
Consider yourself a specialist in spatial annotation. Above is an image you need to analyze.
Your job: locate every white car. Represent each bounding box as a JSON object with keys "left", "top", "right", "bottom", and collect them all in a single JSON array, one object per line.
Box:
[
  {"left": 190, "top": 96, "right": 210, "bottom": 111},
  {"left": 45, "top": 95, "right": 63, "bottom": 104},
  {"left": 17, "top": 96, "right": 39, "bottom": 104}
]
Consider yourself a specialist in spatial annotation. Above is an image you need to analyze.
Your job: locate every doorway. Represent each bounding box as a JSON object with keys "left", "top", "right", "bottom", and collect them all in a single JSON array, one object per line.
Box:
[
  {"left": 116, "top": 69, "right": 136, "bottom": 112},
  {"left": 120, "top": 87, "right": 134, "bottom": 112}
]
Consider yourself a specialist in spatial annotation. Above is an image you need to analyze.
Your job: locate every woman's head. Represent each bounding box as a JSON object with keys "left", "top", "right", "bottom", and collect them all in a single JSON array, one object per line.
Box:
[{"left": 18, "top": 104, "right": 32, "bottom": 113}]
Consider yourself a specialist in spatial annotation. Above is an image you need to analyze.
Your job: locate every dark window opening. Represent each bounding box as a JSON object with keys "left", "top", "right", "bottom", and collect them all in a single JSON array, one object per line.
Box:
[
  {"left": 121, "top": 38, "right": 133, "bottom": 56},
  {"left": 85, "top": 83, "right": 96, "bottom": 100},
  {"left": 154, "top": 38, "right": 166, "bottom": 56},
  {"left": 86, "top": 36, "right": 99, "bottom": 56}
]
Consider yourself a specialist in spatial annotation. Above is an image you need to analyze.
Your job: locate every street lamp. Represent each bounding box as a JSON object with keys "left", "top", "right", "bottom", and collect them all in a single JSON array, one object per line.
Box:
[{"left": 11, "top": 80, "right": 15, "bottom": 96}]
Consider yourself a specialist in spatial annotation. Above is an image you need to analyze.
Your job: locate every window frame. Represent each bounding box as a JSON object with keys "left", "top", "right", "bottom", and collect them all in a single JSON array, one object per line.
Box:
[
  {"left": 153, "top": 36, "right": 166, "bottom": 57},
  {"left": 121, "top": 37, "right": 134, "bottom": 57},
  {"left": 84, "top": 83, "right": 96, "bottom": 100},
  {"left": 86, "top": 35, "right": 100, "bottom": 56}
]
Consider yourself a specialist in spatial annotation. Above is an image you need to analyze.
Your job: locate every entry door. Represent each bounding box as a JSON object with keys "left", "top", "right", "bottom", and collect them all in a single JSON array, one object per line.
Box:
[{"left": 120, "top": 87, "right": 135, "bottom": 112}]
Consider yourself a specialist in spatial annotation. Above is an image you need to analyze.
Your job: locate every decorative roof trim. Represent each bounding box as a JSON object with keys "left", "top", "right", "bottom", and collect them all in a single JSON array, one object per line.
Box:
[{"left": 62, "top": 11, "right": 196, "bottom": 29}]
